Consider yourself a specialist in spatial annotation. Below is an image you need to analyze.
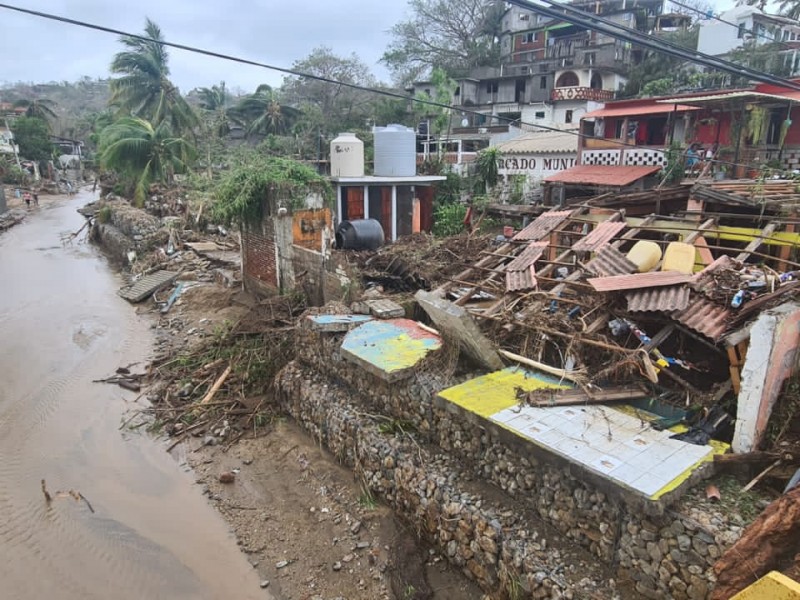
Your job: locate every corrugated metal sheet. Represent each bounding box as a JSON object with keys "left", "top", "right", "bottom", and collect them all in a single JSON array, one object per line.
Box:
[
  {"left": 690, "top": 254, "right": 739, "bottom": 294},
  {"left": 544, "top": 165, "right": 661, "bottom": 186},
  {"left": 506, "top": 268, "right": 537, "bottom": 291},
  {"left": 588, "top": 271, "right": 692, "bottom": 292},
  {"left": 512, "top": 210, "right": 572, "bottom": 241},
  {"left": 584, "top": 104, "right": 700, "bottom": 119},
  {"left": 493, "top": 129, "right": 579, "bottom": 155},
  {"left": 585, "top": 246, "right": 638, "bottom": 277},
  {"left": 119, "top": 270, "right": 178, "bottom": 303},
  {"left": 505, "top": 242, "right": 548, "bottom": 292},
  {"left": 626, "top": 286, "right": 690, "bottom": 313},
  {"left": 506, "top": 241, "right": 548, "bottom": 272},
  {"left": 572, "top": 221, "right": 626, "bottom": 252},
  {"left": 672, "top": 295, "right": 731, "bottom": 341}
]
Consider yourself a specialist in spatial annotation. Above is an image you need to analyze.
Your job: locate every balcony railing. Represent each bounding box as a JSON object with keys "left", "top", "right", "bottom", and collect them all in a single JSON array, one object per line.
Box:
[{"left": 551, "top": 87, "right": 615, "bottom": 102}]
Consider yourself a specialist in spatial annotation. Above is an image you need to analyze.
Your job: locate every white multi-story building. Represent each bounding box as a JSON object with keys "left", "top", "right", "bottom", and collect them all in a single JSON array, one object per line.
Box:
[{"left": 697, "top": 5, "right": 800, "bottom": 75}]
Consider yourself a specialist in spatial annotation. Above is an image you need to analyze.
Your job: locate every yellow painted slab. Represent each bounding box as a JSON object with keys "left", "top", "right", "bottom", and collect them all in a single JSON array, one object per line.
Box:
[
  {"left": 731, "top": 571, "right": 800, "bottom": 600},
  {"left": 438, "top": 367, "right": 571, "bottom": 418}
]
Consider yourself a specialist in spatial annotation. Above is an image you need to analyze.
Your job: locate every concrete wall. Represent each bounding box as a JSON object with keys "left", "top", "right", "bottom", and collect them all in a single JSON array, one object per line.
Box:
[{"left": 277, "top": 320, "right": 748, "bottom": 599}]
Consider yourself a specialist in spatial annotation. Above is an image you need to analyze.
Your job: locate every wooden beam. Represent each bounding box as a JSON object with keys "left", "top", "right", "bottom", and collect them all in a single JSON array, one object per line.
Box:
[
  {"left": 736, "top": 221, "right": 778, "bottom": 262},
  {"left": 524, "top": 384, "right": 648, "bottom": 407}
]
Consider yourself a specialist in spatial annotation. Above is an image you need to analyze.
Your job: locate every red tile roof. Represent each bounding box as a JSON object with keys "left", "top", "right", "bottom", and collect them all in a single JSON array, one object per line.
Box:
[
  {"left": 587, "top": 271, "right": 692, "bottom": 292},
  {"left": 544, "top": 165, "right": 661, "bottom": 187}
]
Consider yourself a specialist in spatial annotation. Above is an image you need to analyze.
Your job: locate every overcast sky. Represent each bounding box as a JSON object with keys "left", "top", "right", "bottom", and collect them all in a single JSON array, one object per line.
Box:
[{"left": 0, "top": 1, "right": 411, "bottom": 93}]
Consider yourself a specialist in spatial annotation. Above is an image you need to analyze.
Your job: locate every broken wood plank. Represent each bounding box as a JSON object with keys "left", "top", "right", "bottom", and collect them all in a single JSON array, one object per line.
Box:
[
  {"left": 192, "top": 365, "right": 232, "bottom": 415},
  {"left": 736, "top": 221, "right": 779, "bottom": 262},
  {"left": 525, "top": 384, "right": 647, "bottom": 407},
  {"left": 498, "top": 349, "right": 583, "bottom": 383}
]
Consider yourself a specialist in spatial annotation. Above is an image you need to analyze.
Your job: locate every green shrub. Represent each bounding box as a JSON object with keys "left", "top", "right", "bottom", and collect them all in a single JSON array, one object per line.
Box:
[{"left": 433, "top": 202, "right": 467, "bottom": 237}]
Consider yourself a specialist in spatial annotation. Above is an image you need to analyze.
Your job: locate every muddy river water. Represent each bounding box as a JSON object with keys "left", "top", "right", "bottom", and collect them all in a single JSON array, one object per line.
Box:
[{"left": 0, "top": 192, "right": 265, "bottom": 599}]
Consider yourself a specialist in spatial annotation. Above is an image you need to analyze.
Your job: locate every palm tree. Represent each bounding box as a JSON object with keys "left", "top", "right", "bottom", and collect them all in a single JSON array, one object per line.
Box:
[
  {"left": 230, "top": 84, "right": 301, "bottom": 137},
  {"left": 13, "top": 98, "right": 58, "bottom": 124},
  {"left": 99, "top": 117, "right": 196, "bottom": 205},
  {"left": 196, "top": 81, "right": 230, "bottom": 137},
  {"left": 109, "top": 18, "right": 198, "bottom": 134}
]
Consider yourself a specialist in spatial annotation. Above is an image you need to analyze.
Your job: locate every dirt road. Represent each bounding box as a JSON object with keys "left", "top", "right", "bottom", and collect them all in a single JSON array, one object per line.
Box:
[{"left": 0, "top": 191, "right": 267, "bottom": 599}]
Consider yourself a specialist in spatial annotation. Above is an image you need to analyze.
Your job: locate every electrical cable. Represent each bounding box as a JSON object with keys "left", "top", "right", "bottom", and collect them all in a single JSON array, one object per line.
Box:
[
  {"left": 0, "top": 2, "right": 795, "bottom": 175},
  {"left": 669, "top": 0, "right": 797, "bottom": 49}
]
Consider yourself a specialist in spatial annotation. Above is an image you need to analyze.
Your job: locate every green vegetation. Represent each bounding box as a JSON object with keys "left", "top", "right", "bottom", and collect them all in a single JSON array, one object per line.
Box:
[
  {"left": 109, "top": 18, "right": 198, "bottom": 135},
  {"left": 13, "top": 97, "right": 58, "bottom": 126},
  {"left": 230, "top": 84, "right": 301, "bottom": 138},
  {"left": 433, "top": 202, "right": 467, "bottom": 237},
  {"left": 212, "top": 154, "right": 331, "bottom": 224},
  {"left": 10, "top": 116, "right": 52, "bottom": 161},
  {"left": 98, "top": 117, "right": 196, "bottom": 205},
  {"left": 383, "top": 0, "right": 504, "bottom": 82}
]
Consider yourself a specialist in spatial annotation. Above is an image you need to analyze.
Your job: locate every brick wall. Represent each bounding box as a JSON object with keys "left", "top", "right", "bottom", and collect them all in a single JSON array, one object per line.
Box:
[{"left": 241, "top": 216, "right": 278, "bottom": 296}]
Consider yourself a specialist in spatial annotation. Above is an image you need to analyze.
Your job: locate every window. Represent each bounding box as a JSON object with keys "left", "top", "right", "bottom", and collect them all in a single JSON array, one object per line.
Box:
[
  {"left": 486, "top": 81, "right": 499, "bottom": 94},
  {"left": 424, "top": 88, "right": 431, "bottom": 96},
  {"left": 784, "top": 30, "right": 790, "bottom": 41},
  {"left": 556, "top": 71, "right": 579, "bottom": 87},
  {"left": 737, "top": 22, "right": 746, "bottom": 39},
  {"left": 565, "top": 110, "right": 574, "bottom": 124},
  {"left": 525, "top": 32, "right": 535, "bottom": 43},
  {"left": 540, "top": 76, "right": 547, "bottom": 89},
  {"left": 539, "top": 64, "right": 549, "bottom": 73},
  {"left": 535, "top": 111, "right": 546, "bottom": 119},
  {"left": 454, "top": 86, "right": 460, "bottom": 96},
  {"left": 583, "top": 52, "right": 596, "bottom": 65}
]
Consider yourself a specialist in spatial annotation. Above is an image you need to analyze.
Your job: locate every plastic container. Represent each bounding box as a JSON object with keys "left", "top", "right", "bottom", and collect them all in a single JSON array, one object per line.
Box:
[
  {"left": 330, "top": 133, "right": 364, "bottom": 177},
  {"left": 335, "top": 219, "right": 385, "bottom": 250},
  {"left": 626, "top": 240, "right": 662, "bottom": 273},
  {"left": 662, "top": 242, "right": 695, "bottom": 274},
  {"left": 373, "top": 124, "right": 416, "bottom": 177}
]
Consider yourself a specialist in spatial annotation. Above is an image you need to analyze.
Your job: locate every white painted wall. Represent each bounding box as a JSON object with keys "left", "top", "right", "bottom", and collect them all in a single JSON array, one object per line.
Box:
[
  {"left": 497, "top": 151, "right": 578, "bottom": 187},
  {"left": 697, "top": 6, "right": 758, "bottom": 56}
]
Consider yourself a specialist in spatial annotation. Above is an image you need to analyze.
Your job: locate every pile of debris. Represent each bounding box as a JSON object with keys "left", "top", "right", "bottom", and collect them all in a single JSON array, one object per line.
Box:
[{"left": 352, "top": 231, "right": 494, "bottom": 293}]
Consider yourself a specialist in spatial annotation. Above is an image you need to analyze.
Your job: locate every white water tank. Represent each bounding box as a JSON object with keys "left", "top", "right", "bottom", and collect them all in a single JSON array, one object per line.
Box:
[
  {"left": 373, "top": 124, "right": 416, "bottom": 177},
  {"left": 330, "top": 132, "right": 364, "bottom": 177}
]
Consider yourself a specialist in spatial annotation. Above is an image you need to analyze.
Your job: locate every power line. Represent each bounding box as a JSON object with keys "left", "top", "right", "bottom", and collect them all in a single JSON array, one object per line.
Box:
[
  {"left": 512, "top": 0, "right": 800, "bottom": 90},
  {"left": 0, "top": 2, "right": 791, "bottom": 175},
  {"left": 669, "top": 0, "right": 796, "bottom": 49}
]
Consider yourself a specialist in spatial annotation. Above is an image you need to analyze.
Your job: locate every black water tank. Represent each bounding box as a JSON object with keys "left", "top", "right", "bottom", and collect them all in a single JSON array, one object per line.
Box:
[{"left": 336, "top": 219, "right": 385, "bottom": 250}]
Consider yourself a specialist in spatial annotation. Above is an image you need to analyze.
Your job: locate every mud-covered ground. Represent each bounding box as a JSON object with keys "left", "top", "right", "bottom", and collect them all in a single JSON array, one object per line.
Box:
[{"left": 140, "top": 282, "right": 483, "bottom": 600}]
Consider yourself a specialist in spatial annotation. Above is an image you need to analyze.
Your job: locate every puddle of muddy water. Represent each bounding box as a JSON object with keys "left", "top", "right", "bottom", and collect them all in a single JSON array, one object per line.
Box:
[{"left": 0, "top": 192, "right": 267, "bottom": 600}]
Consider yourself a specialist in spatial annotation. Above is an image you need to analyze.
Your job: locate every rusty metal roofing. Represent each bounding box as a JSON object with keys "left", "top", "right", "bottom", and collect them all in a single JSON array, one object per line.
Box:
[
  {"left": 506, "top": 241, "right": 548, "bottom": 272},
  {"left": 690, "top": 254, "right": 740, "bottom": 294},
  {"left": 626, "top": 285, "right": 690, "bottom": 313},
  {"left": 505, "top": 242, "right": 548, "bottom": 292},
  {"left": 587, "top": 271, "right": 692, "bottom": 292},
  {"left": 572, "top": 221, "right": 627, "bottom": 252},
  {"left": 585, "top": 245, "right": 638, "bottom": 277},
  {"left": 544, "top": 165, "right": 661, "bottom": 187},
  {"left": 584, "top": 104, "right": 700, "bottom": 119},
  {"left": 512, "top": 210, "right": 572, "bottom": 241},
  {"left": 672, "top": 295, "right": 731, "bottom": 341},
  {"left": 506, "top": 268, "right": 537, "bottom": 292}
]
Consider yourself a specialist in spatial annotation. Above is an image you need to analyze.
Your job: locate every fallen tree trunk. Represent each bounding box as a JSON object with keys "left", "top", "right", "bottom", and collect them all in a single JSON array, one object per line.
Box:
[{"left": 711, "top": 485, "right": 800, "bottom": 599}]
